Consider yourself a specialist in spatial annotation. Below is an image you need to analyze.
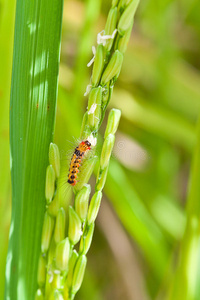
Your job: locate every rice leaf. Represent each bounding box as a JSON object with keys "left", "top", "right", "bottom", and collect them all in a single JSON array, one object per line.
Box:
[{"left": 5, "top": 1, "right": 63, "bottom": 299}]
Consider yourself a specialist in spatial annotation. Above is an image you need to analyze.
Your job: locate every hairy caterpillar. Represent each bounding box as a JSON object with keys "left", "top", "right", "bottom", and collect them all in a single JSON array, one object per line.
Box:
[{"left": 67, "top": 140, "right": 91, "bottom": 186}]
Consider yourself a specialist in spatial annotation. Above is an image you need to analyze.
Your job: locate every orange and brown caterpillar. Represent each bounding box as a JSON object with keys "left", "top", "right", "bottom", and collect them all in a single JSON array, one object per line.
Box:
[{"left": 67, "top": 140, "right": 91, "bottom": 186}]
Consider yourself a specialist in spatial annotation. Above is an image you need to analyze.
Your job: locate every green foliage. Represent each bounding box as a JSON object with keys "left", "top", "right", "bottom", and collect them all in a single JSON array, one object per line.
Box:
[
  {"left": 169, "top": 118, "right": 200, "bottom": 300},
  {"left": 1, "top": 0, "right": 200, "bottom": 299},
  {"left": 4, "top": 0, "right": 63, "bottom": 299},
  {"left": 0, "top": 0, "right": 16, "bottom": 298}
]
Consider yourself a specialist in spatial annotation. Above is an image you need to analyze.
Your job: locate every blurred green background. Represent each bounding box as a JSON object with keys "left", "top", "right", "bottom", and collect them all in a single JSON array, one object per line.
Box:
[{"left": 1, "top": 0, "right": 200, "bottom": 299}]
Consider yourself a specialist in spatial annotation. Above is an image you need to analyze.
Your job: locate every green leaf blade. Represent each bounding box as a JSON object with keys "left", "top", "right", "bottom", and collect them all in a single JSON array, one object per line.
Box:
[{"left": 5, "top": 1, "right": 63, "bottom": 299}]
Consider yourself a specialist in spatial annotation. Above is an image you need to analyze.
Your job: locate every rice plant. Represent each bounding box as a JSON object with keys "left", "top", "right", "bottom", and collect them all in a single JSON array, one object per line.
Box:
[
  {"left": 1, "top": 0, "right": 200, "bottom": 300},
  {"left": 36, "top": 1, "right": 139, "bottom": 298},
  {"left": 4, "top": 0, "right": 64, "bottom": 299}
]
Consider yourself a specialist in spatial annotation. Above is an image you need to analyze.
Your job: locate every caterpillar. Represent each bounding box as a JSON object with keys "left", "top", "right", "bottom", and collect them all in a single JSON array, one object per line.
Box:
[{"left": 67, "top": 140, "right": 91, "bottom": 186}]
